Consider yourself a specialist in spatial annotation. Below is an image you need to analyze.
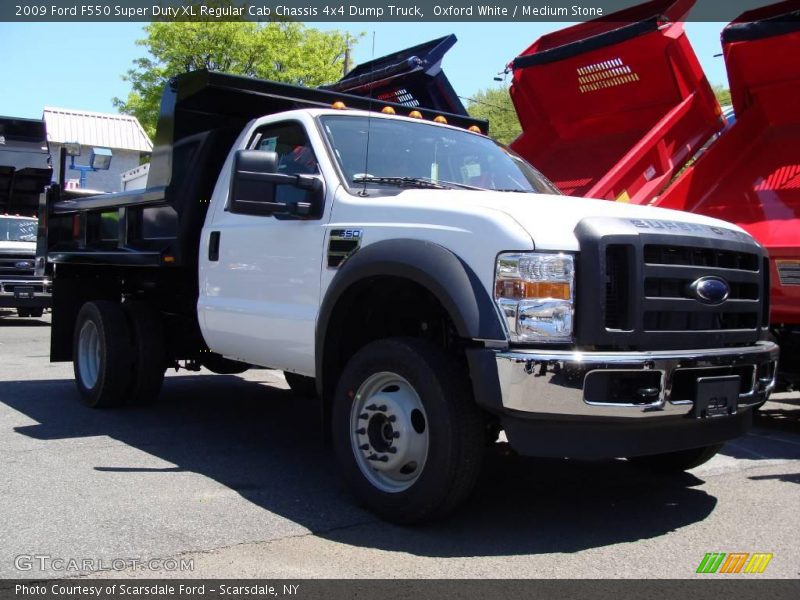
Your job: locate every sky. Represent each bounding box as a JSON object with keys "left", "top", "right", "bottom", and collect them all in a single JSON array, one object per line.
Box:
[{"left": 0, "top": 21, "right": 729, "bottom": 120}]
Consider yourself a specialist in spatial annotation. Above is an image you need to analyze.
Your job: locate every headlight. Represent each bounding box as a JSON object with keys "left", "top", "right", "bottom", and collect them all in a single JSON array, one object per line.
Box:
[{"left": 495, "top": 252, "right": 575, "bottom": 343}]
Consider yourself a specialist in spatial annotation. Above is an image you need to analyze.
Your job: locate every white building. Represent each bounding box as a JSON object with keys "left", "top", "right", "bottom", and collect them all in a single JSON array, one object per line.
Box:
[{"left": 43, "top": 107, "right": 152, "bottom": 192}]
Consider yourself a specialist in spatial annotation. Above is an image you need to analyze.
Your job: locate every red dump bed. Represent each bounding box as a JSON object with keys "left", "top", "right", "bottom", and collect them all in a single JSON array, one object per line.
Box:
[
  {"left": 509, "top": 0, "right": 722, "bottom": 203},
  {"left": 654, "top": 1, "right": 800, "bottom": 324}
]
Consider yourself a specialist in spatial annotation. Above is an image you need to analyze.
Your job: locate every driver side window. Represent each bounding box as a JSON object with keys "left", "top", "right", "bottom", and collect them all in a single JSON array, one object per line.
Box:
[{"left": 249, "top": 122, "right": 319, "bottom": 177}]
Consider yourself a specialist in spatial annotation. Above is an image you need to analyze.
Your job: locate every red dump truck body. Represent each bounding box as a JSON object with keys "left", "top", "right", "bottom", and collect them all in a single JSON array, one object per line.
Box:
[
  {"left": 508, "top": 0, "right": 722, "bottom": 203},
  {"left": 653, "top": 1, "right": 800, "bottom": 326}
]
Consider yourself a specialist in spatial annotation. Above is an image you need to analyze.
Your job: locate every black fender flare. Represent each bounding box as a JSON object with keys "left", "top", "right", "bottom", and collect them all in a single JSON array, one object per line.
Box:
[{"left": 315, "top": 238, "right": 506, "bottom": 397}]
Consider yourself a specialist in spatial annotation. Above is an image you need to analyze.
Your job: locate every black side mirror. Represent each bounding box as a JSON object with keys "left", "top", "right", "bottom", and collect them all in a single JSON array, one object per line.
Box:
[{"left": 229, "top": 149, "right": 323, "bottom": 218}]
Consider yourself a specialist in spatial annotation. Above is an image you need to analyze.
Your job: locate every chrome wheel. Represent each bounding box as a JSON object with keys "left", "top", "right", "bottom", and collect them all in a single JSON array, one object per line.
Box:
[
  {"left": 77, "top": 320, "right": 101, "bottom": 389},
  {"left": 349, "top": 372, "right": 429, "bottom": 493}
]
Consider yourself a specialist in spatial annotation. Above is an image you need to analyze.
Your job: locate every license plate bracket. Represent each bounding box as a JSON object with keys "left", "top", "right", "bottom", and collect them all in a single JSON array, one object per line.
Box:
[
  {"left": 13, "top": 286, "right": 35, "bottom": 300},
  {"left": 693, "top": 375, "right": 740, "bottom": 418}
]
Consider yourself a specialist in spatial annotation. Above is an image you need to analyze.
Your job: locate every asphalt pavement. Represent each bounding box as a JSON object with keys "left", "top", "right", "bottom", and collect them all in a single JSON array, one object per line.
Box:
[{"left": 1, "top": 310, "right": 798, "bottom": 579}]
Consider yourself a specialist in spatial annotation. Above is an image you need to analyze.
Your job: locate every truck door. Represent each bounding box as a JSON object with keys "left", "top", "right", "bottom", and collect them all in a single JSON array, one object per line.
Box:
[{"left": 199, "top": 120, "right": 327, "bottom": 375}]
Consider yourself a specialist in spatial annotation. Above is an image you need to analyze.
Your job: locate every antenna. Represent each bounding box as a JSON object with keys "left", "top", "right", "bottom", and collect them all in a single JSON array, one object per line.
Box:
[{"left": 358, "top": 31, "right": 376, "bottom": 198}]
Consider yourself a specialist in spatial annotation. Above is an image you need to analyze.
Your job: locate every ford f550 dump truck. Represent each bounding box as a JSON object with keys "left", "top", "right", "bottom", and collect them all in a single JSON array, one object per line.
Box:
[{"left": 41, "top": 69, "right": 778, "bottom": 523}]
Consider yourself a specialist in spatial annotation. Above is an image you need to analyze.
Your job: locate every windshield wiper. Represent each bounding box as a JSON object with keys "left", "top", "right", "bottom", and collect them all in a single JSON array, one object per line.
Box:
[{"left": 353, "top": 176, "right": 451, "bottom": 190}]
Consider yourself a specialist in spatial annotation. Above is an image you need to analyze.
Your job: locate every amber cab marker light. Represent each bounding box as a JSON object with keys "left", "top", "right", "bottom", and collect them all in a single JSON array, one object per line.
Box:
[
  {"left": 468, "top": 125, "right": 483, "bottom": 134},
  {"left": 381, "top": 106, "right": 396, "bottom": 114},
  {"left": 408, "top": 110, "right": 423, "bottom": 119},
  {"left": 433, "top": 115, "right": 448, "bottom": 124},
  {"left": 331, "top": 101, "right": 347, "bottom": 110}
]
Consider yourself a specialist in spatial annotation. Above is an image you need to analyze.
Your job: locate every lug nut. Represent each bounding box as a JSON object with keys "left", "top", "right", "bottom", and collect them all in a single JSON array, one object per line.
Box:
[
  {"left": 356, "top": 428, "right": 366, "bottom": 435},
  {"left": 392, "top": 431, "right": 400, "bottom": 438},
  {"left": 359, "top": 413, "right": 369, "bottom": 420},
  {"left": 388, "top": 415, "right": 396, "bottom": 423},
  {"left": 366, "top": 404, "right": 377, "bottom": 411},
  {"left": 359, "top": 444, "right": 369, "bottom": 450},
  {"left": 386, "top": 447, "right": 397, "bottom": 454}
]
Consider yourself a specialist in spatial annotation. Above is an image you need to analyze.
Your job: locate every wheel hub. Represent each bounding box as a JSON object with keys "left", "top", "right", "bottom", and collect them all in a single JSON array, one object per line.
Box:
[{"left": 350, "top": 372, "right": 429, "bottom": 492}]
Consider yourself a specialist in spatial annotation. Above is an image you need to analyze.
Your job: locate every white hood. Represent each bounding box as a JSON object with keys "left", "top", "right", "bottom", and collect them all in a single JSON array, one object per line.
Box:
[
  {"left": 0, "top": 241, "right": 36, "bottom": 254},
  {"left": 382, "top": 190, "right": 753, "bottom": 251}
]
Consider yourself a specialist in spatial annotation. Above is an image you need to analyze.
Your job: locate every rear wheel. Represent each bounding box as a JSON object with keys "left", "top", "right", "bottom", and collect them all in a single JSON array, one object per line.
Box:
[
  {"left": 627, "top": 444, "right": 723, "bottom": 472},
  {"left": 284, "top": 371, "right": 317, "bottom": 397},
  {"left": 73, "top": 301, "right": 134, "bottom": 408},
  {"left": 332, "top": 338, "right": 484, "bottom": 523},
  {"left": 123, "top": 301, "right": 166, "bottom": 405}
]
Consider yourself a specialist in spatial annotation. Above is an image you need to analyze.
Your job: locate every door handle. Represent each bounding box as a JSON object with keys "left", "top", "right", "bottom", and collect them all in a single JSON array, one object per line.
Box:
[{"left": 208, "top": 231, "right": 220, "bottom": 261}]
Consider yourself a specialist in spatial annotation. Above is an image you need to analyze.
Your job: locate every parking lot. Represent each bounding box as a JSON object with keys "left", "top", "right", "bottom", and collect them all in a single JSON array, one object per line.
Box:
[{"left": 1, "top": 310, "right": 798, "bottom": 579}]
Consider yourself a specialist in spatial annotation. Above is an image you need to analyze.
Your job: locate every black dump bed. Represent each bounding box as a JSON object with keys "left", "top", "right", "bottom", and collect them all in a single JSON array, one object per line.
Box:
[
  {"left": 0, "top": 116, "right": 51, "bottom": 217},
  {"left": 45, "top": 44, "right": 482, "bottom": 271}
]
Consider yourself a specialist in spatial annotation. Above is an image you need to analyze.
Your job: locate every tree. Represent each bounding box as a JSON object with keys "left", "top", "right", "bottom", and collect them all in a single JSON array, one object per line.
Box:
[
  {"left": 713, "top": 84, "right": 732, "bottom": 107},
  {"left": 465, "top": 87, "right": 521, "bottom": 145},
  {"left": 114, "top": 12, "right": 352, "bottom": 137}
]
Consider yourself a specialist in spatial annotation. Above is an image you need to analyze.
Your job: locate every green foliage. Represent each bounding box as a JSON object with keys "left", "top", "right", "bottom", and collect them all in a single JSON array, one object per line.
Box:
[
  {"left": 113, "top": 3, "right": 352, "bottom": 137},
  {"left": 713, "top": 84, "right": 732, "bottom": 107},
  {"left": 465, "top": 87, "right": 521, "bottom": 146}
]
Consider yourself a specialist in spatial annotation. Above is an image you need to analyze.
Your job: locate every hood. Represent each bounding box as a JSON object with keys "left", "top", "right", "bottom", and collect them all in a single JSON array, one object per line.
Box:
[
  {"left": 0, "top": 241, "right": 36, "bottom": 254},
  {"left": 382, "top": 190, "right": 754, "bottom": 251}
]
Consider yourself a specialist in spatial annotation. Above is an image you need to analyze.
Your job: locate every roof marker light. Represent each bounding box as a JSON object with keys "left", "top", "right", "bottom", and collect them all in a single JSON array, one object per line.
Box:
[
  {"left": 433, "top": 115, "right": 448, "bottom": 124},
  {"left": 332, "top": 101, "right": 347, "bottom": 110},
  {"left": 408, "top": 110, "right": 423, "bottom": 119},
  {"left": 381, "top": 106, "right": 396, "bottom": 114}
]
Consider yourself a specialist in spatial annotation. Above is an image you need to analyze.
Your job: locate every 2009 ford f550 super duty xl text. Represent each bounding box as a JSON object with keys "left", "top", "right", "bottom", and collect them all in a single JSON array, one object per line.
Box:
[{"left": 40, "top": 70, "right": 778, "bottom": 523}]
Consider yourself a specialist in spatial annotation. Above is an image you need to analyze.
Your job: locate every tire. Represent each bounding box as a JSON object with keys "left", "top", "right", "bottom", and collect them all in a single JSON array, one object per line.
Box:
[
  {"left": 200, "top": 352, "right": 250, "bottom": 375},
  {"left": 17, "top": 309, "right": 31, "bottom": 318},
  {"left": 332, "top": 337, "right": 484, "bottom": 524},
  {"left": 123, "top": 301, "right": 166, "bottom": 405},
  {"left": 28, "top": 308, "right": 44, "bottom": 318},
  {"left": 284, "top": 371, "right": 317, "bottom": 397},
  {"left": 627, "top": 444, "right": 723, "bottom": 472},
  {"left": 73, "top": 301, "right": 134, "bottom": 408}
]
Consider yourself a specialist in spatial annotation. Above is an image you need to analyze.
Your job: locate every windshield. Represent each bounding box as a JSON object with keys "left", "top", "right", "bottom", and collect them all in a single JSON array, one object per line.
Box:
[
  {"left": 319, "top": 115, "right": 560, "bottom": 195},
  {"left": 0, "top": 218, "right": 37, "bottom": 242}
]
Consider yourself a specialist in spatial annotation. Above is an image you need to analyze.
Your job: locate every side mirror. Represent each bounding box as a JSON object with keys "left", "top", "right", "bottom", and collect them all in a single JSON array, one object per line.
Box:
[
  {"left": 229, "top": 149, "right": 323, "bottom": 218},
  {"left": 229, "top": 150, "right": 279, "bottom": 216}
]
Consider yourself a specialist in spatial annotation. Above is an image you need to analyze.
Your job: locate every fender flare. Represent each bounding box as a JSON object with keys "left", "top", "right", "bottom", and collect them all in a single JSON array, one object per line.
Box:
[{"left": 315, "top": 238, "right": 506, "bottom": 397}]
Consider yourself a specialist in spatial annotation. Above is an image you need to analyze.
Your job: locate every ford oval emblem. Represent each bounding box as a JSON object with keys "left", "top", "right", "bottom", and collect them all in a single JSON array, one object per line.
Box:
[
  {"left": 14, "top": 261, "right": 33, "bottom": 270},
  {"left": 689, "top": 276, "right": 730, "bottom": 305}
]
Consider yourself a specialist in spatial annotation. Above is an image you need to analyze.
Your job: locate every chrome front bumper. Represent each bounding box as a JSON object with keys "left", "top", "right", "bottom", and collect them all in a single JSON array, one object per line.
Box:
[
  {"left": 494, "top": 342, "right": 779, "bottom": 419},
  {"left": 0, "top": 278, "right": 52, "bottom": 307}
]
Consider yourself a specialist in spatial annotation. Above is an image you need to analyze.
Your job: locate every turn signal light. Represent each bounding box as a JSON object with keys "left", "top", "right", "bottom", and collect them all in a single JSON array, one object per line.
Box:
[{"left": 494, "top": 280, "right": 570, "bottom": 301}]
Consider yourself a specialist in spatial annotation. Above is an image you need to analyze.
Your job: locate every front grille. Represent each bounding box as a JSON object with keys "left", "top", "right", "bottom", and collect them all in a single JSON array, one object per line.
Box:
[
  {"left": 577, "top": 218, "right": 767, "bottom": 350},
  {"left": 643, "top": 244, "right": 759, "bottom": 271},
  {"left": 0, "top": 254, "right": 35, "bottom": 276}
]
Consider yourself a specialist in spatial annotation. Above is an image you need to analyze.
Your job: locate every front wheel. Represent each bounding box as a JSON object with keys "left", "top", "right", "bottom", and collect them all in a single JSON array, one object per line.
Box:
[
  {"left": 627, "top": 444, "right": 723, "bottom": 472},
  {"left": 332, "top": 338, "right": 484, "bottom": 524}
]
